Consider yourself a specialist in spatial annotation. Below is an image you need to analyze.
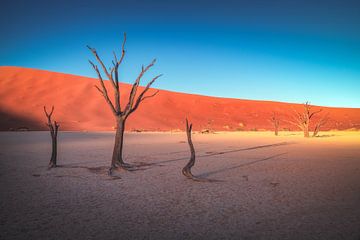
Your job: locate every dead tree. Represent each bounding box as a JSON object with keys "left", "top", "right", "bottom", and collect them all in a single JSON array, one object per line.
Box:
[
  {"left": 289, "top": 102, "right": 322, "bottom": 137},
  {"left": 269, "top": 112, "right": 280, "bottom": 136},
  {"left": 44, "top": 106, "right": 59, "bottom": 168},
  {"left": 313, "top": 113, "right": 329, "bottom": 137},
  {"left": 182, "top": 118, "right": 197, "bottom": 180},
  {"left": 87, "top": 33, "right": 162, "bottom": 173}
]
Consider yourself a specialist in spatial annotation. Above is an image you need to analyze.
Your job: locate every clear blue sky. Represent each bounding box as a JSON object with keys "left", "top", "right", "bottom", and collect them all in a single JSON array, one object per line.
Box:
[{"left": 1, "top": 0, "right": 360, "bottom": 107}]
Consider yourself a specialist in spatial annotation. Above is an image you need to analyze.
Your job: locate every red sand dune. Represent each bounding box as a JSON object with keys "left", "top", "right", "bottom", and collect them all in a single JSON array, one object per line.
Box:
[{"left": 0, "top": 66, "right": 359, "bottom": 131}]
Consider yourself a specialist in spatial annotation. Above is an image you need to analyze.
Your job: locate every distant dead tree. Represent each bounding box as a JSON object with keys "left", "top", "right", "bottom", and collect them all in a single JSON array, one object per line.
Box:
[
  {"left": 44, "top": 106, "right": 59, "bottom": 168},
  {"left": 269, "top": 112, "right": 280, "bottom": 136},
  {"left": 288, "top": 102, "right": 322, "bottom": 137},
  {"left": 182, "top": 119, "right": 197, "bottom": 180},
  {"left": 87, "top": 33, "right": 162, "bottom": 173},
  {"left": 313, "top": 113, "right": 329, "bottom": 137}
]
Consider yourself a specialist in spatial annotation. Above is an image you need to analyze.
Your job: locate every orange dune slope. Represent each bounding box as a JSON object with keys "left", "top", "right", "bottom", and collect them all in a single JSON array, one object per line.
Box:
[{"left": 0, "top": 66, "right": 359, "bottom": 131}]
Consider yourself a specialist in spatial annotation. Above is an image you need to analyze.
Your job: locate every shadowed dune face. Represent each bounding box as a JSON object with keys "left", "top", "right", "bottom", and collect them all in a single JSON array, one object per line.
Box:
[
  {"left": 0, "top": 109, "right": 44, "bottom": 131},
  {"left": 0, "top": 66, "right": 360, "bottom": 131}
]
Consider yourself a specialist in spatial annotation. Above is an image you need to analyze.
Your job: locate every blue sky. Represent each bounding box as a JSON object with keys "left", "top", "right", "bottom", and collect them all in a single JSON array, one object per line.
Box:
[{"left": 1, "top": 0, "right": 360, "bottom": 107}]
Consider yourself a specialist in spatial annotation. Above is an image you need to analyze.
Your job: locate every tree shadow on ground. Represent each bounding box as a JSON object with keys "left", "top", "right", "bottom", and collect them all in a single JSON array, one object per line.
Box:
[
  {"left": 39, "top": 162, "right": 155, "bottom": 180},
  {"left": 35, "top": 142, "right": 293, "bottom": 180},
  {"left": 183, "top": 175, "right": 224, "bottom": 183},
  {"left": 149, "top": 141, "right": 294, "bottom": 166},
  {"left": 197, "top": 152, "right": 288, "bottom": 179},
  {"left": 314, "top": 134, "right": 337, "bottom": 138}
]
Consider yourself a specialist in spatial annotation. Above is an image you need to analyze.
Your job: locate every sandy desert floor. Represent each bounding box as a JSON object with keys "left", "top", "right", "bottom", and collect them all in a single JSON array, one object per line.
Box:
[{"left": 0, "top": 131, "right": 359, "bottom": 240}]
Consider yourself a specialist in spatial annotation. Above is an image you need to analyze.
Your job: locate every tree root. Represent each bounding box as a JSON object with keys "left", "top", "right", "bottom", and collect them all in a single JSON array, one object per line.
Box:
[
  {"left": 182, "top": 168, "right": 220, "bottom": 182},
  {"left": 48, "top": 162, "right": 57, "bottom": 169},
  {"left": 108, "top": 162, "right": 150, "bottom": 175}
]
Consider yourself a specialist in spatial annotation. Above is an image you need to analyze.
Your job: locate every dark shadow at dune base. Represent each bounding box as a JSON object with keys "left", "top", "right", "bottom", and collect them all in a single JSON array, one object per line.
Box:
[{"left": 0, "top": 109, "right": 44, "bottom": 131}]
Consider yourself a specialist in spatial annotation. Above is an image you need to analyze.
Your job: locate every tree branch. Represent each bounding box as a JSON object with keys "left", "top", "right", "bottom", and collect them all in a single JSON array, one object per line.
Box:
[
  {"left": 284, "top": 119, "right": 304, "bottom": 130},
  {"left": 87, "top": 45, "right": 118, "bottom": 91},
  {"left": 89, "top": 61, "right": 117, "bottom": 115},
  {"left": 87, "top": 46, "right": 112, "bottom": 80},
  {"left": 127, "top": 74, "right": 162, "bottom": 116},
  {"left": 124, "top": 59, "right": 157, "bottom": 114},
  {"left": 309, "top": 109, "right": 322, "bottom": 119},
  {"left": 140, "top": 90, "right": 160, "bottom": 103}
]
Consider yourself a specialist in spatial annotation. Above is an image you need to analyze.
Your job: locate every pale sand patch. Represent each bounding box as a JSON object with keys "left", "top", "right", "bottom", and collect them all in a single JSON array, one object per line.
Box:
[{"left": 0, "top": 131, "right": 359, "bottom": 239}]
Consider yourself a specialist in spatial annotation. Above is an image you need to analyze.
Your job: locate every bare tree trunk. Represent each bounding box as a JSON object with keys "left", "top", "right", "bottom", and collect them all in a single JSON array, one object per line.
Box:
[
  {"left": 270, "top": 112, "right": 280, "bottom": 136},
  {"left": 49, "top": 130, "right": 58, "bottom": 168},
  {"left": 275, "top": 127, "right": 279, "bottom": 136},
  {"left": 304, "top": 124, "right": 310, "bottom": 137},
  {"left": 111, "top": 117, "right": 126, "bottom": 168},
  {"left": 274, "top": 121, "right": 279, "bottom": 136},
  {"left": 44, "top": 106, "right": 59, "bottom": 168},
  {"left": 313, "top": 127, "right": 320, "bottom": 137},
  {"left": 182, "top": 119, "right": 196, "bottom": 179},
  {"left": 313, "top": 113, "right": 329, "bottom": 137}
]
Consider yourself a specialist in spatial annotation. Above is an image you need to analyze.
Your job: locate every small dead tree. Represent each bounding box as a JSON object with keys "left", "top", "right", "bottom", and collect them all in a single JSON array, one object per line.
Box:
[
  {"left": 269, "top": 112, "right": 280, "bottom": 136},
  {"left": 313, "top": 113, "right": 329, "bottom": 137},
  {"left": 87, "top": 33, "right": 162, "bottom": 173},
  {"left": 182, "top": 118, "right": 196, "bottom": 180},
  {"left": 44, "top": 106, "right": 59, "bottom": 168},
  {"left": 289, "top": 102, "right": 322, "bottom": 137}
]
